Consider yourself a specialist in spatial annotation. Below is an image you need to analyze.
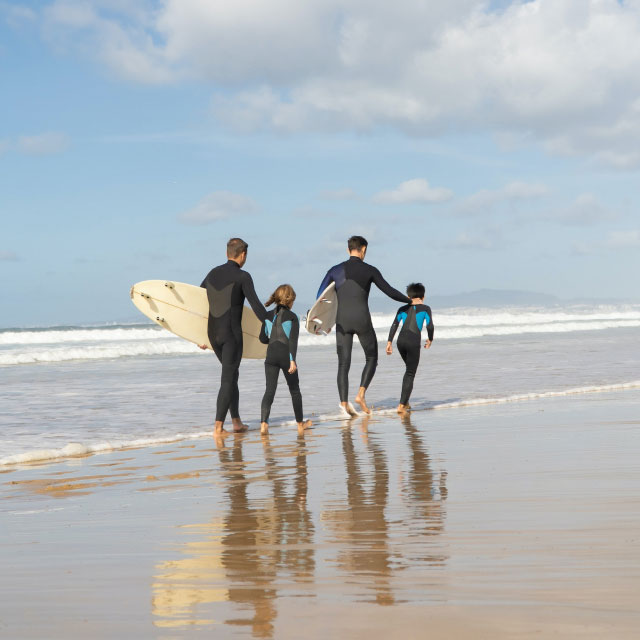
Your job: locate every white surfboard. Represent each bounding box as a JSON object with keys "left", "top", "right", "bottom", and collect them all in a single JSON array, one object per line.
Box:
[
  {"left": 306, "top": 282, "right": 338, "bottom": 335},
  {"left": 130, "top": 280, "right": 267, "bottom": 359}
]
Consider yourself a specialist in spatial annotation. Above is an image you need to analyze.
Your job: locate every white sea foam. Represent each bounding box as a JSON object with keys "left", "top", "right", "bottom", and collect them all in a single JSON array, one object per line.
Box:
[
  {"left": 2, "top": 305, "right": 639, "bottom": 365},
  {"left": 0, "top": 327, "right": 164, "bottom": 345},
  {"left": 2, "top": 380, "right": 638, "bottom": 467}
]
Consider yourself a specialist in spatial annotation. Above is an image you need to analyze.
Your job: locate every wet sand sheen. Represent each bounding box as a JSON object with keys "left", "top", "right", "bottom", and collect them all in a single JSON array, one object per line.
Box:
[{"left": 1, "top": 389, "right": 639, "bottom": 638}]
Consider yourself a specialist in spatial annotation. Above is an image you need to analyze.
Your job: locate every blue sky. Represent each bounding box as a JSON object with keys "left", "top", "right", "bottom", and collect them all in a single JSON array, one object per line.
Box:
[{"left": 1, "top": 0, "right": 639, "bottom": 326}]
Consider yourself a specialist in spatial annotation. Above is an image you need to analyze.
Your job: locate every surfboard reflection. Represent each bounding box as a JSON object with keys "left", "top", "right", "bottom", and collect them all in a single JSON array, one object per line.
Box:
[{"left": 152, "top": 433, "right": 315, "bottom": 636}]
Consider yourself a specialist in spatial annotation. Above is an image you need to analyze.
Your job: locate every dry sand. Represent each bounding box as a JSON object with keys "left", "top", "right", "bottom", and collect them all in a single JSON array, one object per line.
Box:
[{"left": 1, "top": 389, "right": 639, "bottom": 638}]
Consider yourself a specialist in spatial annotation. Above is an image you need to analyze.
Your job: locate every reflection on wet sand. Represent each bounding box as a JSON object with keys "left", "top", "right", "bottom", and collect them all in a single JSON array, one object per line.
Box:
[
  {"left": 152, "top": 433, "right": 315, "bottom": 636},
  {"left": 152, "top": 415, "right": 448, "bottom": 635}
]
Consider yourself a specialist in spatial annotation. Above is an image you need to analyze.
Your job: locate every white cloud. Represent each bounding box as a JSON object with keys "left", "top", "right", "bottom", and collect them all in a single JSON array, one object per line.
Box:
[
  {"left": 29, "top": 1, "right": 640, "bottom": 166},
  {"left": 17, "top": 132, "right": 69, "bottom": 155},
  {"left": 319, "top": 188, "right": 357, "bottom": 201},
  {"left": 458, "top": 181, "right": 549, "bottom": 214},
  {"left": 373, "top": 178, "right": 453, "bottom": 204},
  {"left": 606, "top": 230, "right": 640, "bottom": 249},
  {"left": 0, "top": 251, "right": 19, "bottom": 262},
  {"left": 178, "top": 191, "right": 257, "bottom": 225}
]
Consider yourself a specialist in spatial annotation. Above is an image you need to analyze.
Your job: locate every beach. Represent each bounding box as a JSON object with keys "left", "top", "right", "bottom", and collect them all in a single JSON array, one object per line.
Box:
[
  {"left": 2, "top": 307, "right": 640, "bottom": 637},
  {"left": 2, "top": 389, "right": 639, "bottom": 638}
]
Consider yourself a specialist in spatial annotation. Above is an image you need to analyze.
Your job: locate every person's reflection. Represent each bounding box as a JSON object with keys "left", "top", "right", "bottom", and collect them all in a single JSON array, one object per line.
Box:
[
  {"left": 400, "top": 413, "right": 448, "bottom": 564},
  {"left": 262, "top": 433, "right": 315, "bottom": 584},
  {"left": 332, "top": 416, "right": 395, "bottom": 606},
  {"left": 152, "top": 432, "right": 315, "bottom": 638}
]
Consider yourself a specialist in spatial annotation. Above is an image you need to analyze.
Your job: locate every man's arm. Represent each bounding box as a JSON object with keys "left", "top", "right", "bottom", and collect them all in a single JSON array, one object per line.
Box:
[
  {"left": 372, "top": 267, "right": 411, "bottom": 304},
  {"left": 316, "top": 268, "right": 335, "bottom": 299},
  {"left": 241, "top": 273, "right": 268, "bottom": 322}
]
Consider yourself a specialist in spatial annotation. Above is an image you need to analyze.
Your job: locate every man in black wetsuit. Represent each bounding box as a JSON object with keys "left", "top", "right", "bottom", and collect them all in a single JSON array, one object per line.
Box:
[
  {"left": 200, "top": 238, "right": 267, "bottom": 434},
  {"left": 316, "top": 235, "right": 411, "bottom": 415}
]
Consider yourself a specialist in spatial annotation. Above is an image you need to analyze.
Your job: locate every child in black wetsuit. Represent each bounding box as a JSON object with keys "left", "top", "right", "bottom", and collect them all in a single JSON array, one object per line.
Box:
[
  {"left": 386, "top": 283, "right": 434, "bottom": 414},
  {"left": 259, "top": 284, "right": 312, "bottom": 435}
]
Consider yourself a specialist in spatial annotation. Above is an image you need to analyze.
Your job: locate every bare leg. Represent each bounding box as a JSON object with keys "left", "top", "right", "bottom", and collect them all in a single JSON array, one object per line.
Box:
[
  {"left": 397, "top": 404, "right": 408, "bottom": 414},
  {"left": 260, "top": 421, "right": 269, "bottom": 435},
  {"left": 214, "top": 420, "right": 226, "bottom": 434},
  {"left": 354, "top": 386, "right": 371, "bottom": 414},
  {"left": 297, "top": 419, "right": 312, "bottom": 434}
]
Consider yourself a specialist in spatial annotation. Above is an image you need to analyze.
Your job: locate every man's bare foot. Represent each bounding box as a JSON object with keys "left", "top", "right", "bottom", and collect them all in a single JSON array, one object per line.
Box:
[
  {"left": 260, "top": 422, "right": 269, "bottom": 435},
  {"left": 231, "top": 418, "right": 249, "bottom": 433},
  {"left": 340, "top": 402, "right": 359, "bottom": 417},
  {"left": 214, "top": 420, "right": 226, "bottom": 434},
  {"left": 297, "top": 419, "right": 312, "bottom": 433},
  {"left": 354, "top": 388, "right": 371, "bottom": 414}
]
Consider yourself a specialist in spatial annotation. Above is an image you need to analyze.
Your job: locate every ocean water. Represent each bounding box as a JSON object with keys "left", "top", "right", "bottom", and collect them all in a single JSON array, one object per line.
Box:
[{"left": 1, "top": 304, "right": 639, "bottom": 466}]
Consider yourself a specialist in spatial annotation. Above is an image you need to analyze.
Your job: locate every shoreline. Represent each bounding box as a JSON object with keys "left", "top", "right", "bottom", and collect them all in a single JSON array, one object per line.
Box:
[
  {"left": 2, "top": 379, "right": 639, "bottom": 469},
  {"left": 2, "top": 389, "right": 639, "bottom": 638}
]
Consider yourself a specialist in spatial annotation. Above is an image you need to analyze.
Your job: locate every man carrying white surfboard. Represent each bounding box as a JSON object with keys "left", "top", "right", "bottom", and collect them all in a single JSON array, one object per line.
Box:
[
  {"left": 316, "top": 235, "right": 411, "bottom": 415},
  {"left": 200, "top": 238, "right": 267, "bottom": 434}
]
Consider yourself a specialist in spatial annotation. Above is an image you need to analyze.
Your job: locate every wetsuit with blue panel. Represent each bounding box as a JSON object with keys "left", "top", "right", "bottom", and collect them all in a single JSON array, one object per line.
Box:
[
  {"left": 259, "top": 305, "right": 303, "bottom": 424},
  {"left": 388, "top": 303, "right": 434, "bottom": 405},
  {"left": 317, "top": 256, "right": 410, "bottom": 402},
  {"left": 201, "top": 261, "right": 267, "bottom": 423}
]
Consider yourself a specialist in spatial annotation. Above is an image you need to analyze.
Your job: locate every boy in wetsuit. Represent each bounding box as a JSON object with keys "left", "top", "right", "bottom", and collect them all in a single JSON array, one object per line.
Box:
[
  {"left": 317, "top": 235, "right": 410, "bottom": 415},
  {"left": 386, "top": 283, "right": 434, "bottom": 414},
  {"left": 200, "top": 238, "right": 267, "bottom": 434},
  {"left": 259, "top": 284, "right": 312, "bottom": 436}
]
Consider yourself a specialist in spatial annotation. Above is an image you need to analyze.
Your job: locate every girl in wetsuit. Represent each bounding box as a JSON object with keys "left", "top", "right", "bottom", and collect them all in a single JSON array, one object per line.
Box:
[{"left": 259, "top": 284, "right": 312, "bottom": 435}]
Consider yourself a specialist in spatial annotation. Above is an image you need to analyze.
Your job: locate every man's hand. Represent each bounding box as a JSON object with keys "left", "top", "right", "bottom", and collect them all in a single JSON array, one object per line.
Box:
[
  {"left": 386, "top": 341, "right": 393, "bottom": 355},
  {"left": 424, "top": 340, "right": 432, "bottom": 349},
  {"left": 288, "top": 361, "right": 298, "bottom": 374},
  {"left": 198, "top": 344, "right": 208, "bottom": 350}
]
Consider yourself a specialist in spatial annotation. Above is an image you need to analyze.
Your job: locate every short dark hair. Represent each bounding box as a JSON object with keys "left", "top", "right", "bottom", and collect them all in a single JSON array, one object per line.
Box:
[
  {"left": 227, "top": 237, "right": 248, "bottom": 258},
  {"left": 407, "top": 282, "right": 425, "bottom": 299},
  {"left": 348, "top": 235, "right": 368, "bottom": 251}
]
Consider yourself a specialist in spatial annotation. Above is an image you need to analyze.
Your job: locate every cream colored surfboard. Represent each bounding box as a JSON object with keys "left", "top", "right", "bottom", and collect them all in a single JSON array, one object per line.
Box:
[
  {"left": 306, "top": 282, "right": 337, "bottom": 335},
  {"left": 130, "top": 280, "right": 267, "bottom": 359}
]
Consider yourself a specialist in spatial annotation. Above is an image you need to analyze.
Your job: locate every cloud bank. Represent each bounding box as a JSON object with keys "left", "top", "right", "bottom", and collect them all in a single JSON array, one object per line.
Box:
[{"left": 25, "top": 0, "right": 640, "bottom": 166}]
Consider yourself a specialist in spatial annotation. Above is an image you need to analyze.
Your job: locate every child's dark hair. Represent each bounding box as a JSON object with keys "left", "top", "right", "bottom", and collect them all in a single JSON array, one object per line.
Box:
[
  {"left": 265, "top": 284, "right": 296, "bottom": 308},
  {"left": 406, "top": 282, "right": 425, "bottom": 299}
]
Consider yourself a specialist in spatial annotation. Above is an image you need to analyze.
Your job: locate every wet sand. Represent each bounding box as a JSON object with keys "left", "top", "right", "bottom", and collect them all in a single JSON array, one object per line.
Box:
[{"left": 1, "top": 389, "right": 639, "bottom": 638}]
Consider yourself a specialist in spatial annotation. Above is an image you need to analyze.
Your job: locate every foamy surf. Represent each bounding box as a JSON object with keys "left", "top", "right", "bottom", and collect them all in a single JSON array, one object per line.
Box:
[
  {"left": 2, "top": 304, "right": 639, "bottom": 365},
  {"left": 2, "top": 380, "right": 638, "bottom": 468}
]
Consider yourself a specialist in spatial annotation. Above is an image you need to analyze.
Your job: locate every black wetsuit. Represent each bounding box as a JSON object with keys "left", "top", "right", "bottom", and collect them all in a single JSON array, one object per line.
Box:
[
  {"left": 200, "top": 261, "right": 267, "bottom": 422},
  {"left": 317, "top": 256, "right": 410, "bottom": 402},
  {"left": 388, "top": 304, "right": 434, "bottom": 405},
  {"left": 259, "top": 305, "right": 303, "bottom": 424}
]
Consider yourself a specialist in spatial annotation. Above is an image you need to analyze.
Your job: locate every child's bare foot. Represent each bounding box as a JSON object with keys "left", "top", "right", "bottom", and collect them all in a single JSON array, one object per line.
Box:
[
  {"left": 260, "top": 422, "right": 269, "bottom": 435},
  {"left": 397, "top": 404, "right": 407, "bottom": 414},
  {"left": 297, "top": 419, "right": 312, "bottom": 433},
  {"left": 354, "top": 389, "right": 371, "bottom": 414},
  {"left": 340, "top": 402, "right": 359, "bottom": 417}
]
